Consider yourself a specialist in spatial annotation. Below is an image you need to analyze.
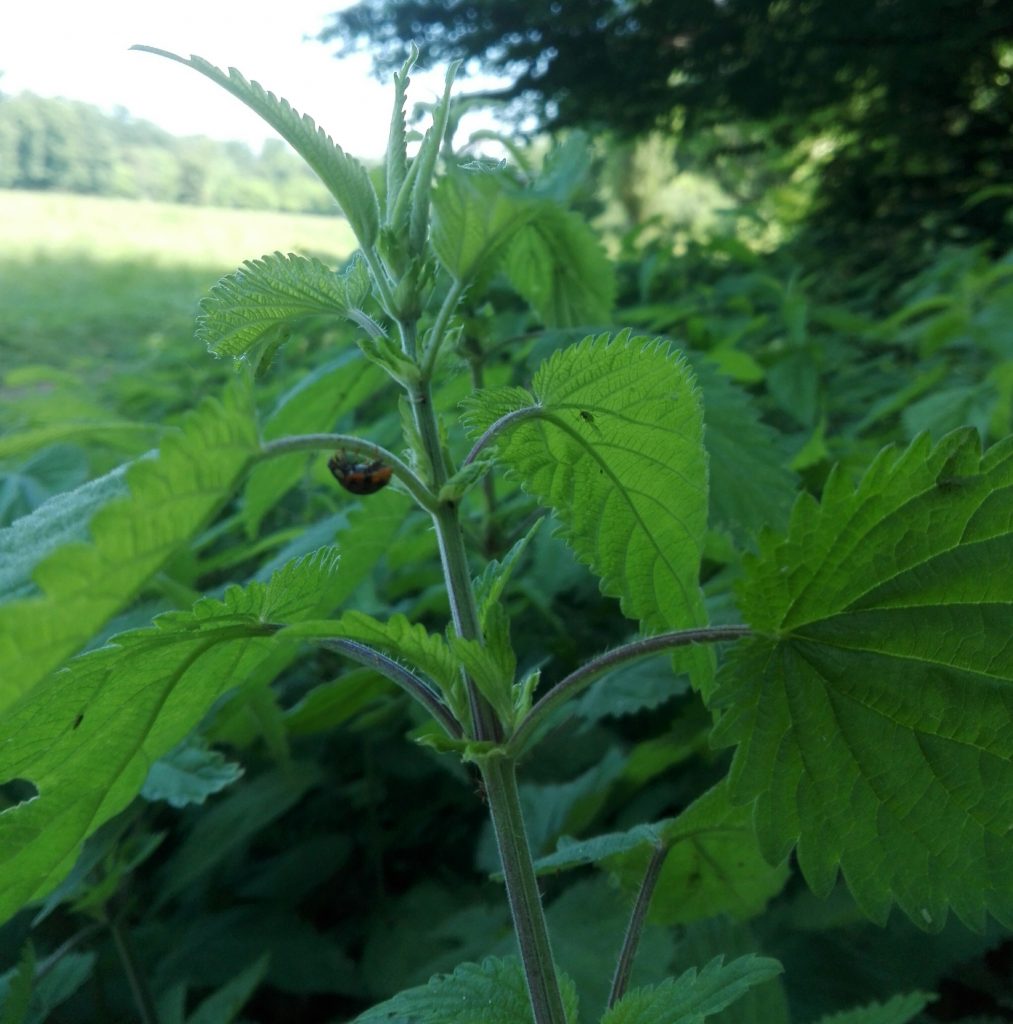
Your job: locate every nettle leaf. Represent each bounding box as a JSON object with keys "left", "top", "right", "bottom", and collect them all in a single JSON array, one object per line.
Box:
[
  {"left": 688, "top": 356, "right": 797, "bottom": 541},
  {"left": 600, "top": 955, "right": 783, "bottom": 1024},
  {"left": 504, "top": 201, "right": 615, "bottom": 326},
  {"left": 713, "top": 429, "right": 1013, "bottom": 930},
  {"left": 198, "top": 251, "right": 372, "bottom": 364},
  {"left": 812, "top": 991, "right": 934, "bottom": 1024},
  {"left": 463, "top": 331, "right": 711, "bottom": 687},
  {"left": 431, "top": 170, "right": 534, "bottom": 284},
  {"left": 534, "top": 781, "right": 789, "bottom": 925},
  {"left": 134, "top": 48, "right": 380, "bottom": 247},
  {"left": 353, "top": 956, "right": 578, "bottom": 1024},
  {"left": 0, "top": 386, "right": 259, "bottom": 710},
  {"left": 0, "top": 548, "right": 341, "bottom": 925}
]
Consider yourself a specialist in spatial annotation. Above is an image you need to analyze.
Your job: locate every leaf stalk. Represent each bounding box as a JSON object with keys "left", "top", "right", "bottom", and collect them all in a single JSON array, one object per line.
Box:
[{"left": 508, "top": 625, "right": 751, "bottom": 757}]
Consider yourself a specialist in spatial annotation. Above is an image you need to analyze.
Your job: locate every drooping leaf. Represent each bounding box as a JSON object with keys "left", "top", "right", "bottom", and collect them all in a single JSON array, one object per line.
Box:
[
  {"left": 712, "top": 429, "right": 1013, "bottom": 930},
  {"left": 463, "top": 331, "right": 711, "bottom": 688},
  {"left": 140, "top": 737, "right": 245, "bottom": 809},
  {"left": 197, "top": 251, "right": 372, "bottom": 365},
  {"left": 811, "top": 992, "right": 934, "bottom": 1024},
  {"left": 504, "top": 202, "right": 615, "bottom": 326},
  {"left": 533, "top": 781, "right": 789, "bottom": 924},
  {"left": 599, "top": 955, "right": 783, "bottom": 1024},
  {"left": 133, "top": 48, "right": 380, "bottom": 247},
  {"left": 0, "top": 385, "right": 259, "bottom": 710},
  {"left": 0, "top": 548, "right": 341, "bottom": 925},
  {"left": 353, "top": 956, "right": 579, "bottom": 1024}
]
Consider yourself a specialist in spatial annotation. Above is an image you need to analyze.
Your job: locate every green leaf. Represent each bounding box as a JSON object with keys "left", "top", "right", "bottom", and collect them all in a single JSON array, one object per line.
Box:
[
  {"left": 688, "top": 357, "right": 797, "bottom": 541},
  {"left": 533, "top": 781, "right": 789, "bottom": 924},
  {"left": 408, "top": 61, "right": 459, "bottom": 256},
  {"left": 281, "top": 610, "right": 465, "bottom": 720},
  {"left": 133, "top": 48, "right": 380, "bottom": 247},
  {"left": 448, "top": 603, "right": 517, "bottom": 725},
  {"left": 473, "top": 516, "right": 544, "bottom": 624},
  {"left": 810, "top": 992, "right": 934, "bottom": 1024},
  {"left": 599, "top": 955, "right": 783, "bottom": 1024},
  {"left": 140, "top": 737, "right": 245, "bottom": 809},
  {"left": 0, "top": 943, "right": 34, "bottom": 1024},
  {"left": 353, "top": 956, "right": 579, "bottom": 1024},
  {"left": 186, "top": 956, "right": 270, "bottom": 1024},
  {"left": 0, "top": 462, "right": 129, "bottom": 601},
  {"left": 157, "top": 765, "right": 320, "bottom": 906},
  {"left": 463, "top": 331, "right": 711, "bottom": 687},
  {"left": 197, "top": 251, "right": 371, "bottom": 364},
  {"left": 0, "top": 949, "right": 95, "bottom": 1024},
  {"left": 431, "top": 170, "right": 534, "bottom": 283},
  {"left": 0, "top": 548, "right": 340, "bottom": 925},
  {"left": 0, "top": 385, "right": 259, "bottom": 710},
  {"left": 384, "top": 45, "right": 418, "bottom": 223},
  {"left": 0, "top": 420, "right": 154, "bottom": 460},
  {"left": 504, "top": 202, "right": 615, "bottom": 326},
  {"left": 712, "top": 429, "right": 1013, "bottom": 930}
]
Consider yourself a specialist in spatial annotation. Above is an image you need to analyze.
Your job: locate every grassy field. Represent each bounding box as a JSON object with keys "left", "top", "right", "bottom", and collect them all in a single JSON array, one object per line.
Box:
[{"left": 0, "top": 189, "right": 356, "bottom": 373}]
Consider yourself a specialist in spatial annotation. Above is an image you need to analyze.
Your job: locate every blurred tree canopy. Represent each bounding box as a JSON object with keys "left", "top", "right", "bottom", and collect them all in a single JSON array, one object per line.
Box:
[{"left": 321, "top": 0, "right": 1013, "bottom": 259}]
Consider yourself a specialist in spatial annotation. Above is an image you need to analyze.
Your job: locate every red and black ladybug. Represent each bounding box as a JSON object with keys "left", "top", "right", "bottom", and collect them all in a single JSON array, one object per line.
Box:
[{"left": 327, "top": 452, "right": 393, "bottom": 495}]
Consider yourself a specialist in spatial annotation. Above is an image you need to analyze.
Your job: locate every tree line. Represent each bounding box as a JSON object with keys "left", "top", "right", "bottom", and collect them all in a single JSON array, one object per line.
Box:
[{"left": 0, "top": 90, "right": 341, "bottom": 213}]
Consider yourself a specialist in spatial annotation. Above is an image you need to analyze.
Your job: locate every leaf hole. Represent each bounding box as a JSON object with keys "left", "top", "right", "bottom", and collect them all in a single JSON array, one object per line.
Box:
[{"left": 0, "top": 778, "right": 39, "bottom": 810}]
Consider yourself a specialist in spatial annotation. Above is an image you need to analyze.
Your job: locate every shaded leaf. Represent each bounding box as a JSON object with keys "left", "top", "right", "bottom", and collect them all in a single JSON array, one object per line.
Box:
[
  {"left": 600, "top": 955, "right": 783, "bottom": 1024},
  {"left": 713, "top": 429, "right": 1013, "bottom": 930},
  {"left": 354, "top": 956, "right": 578, "bottom": 1024},
  {"left": 0, "top": 548, "right": 340, "bottom": 925},
  {"left": 0, "top": 385, "right": 259, "bottom": 710}
]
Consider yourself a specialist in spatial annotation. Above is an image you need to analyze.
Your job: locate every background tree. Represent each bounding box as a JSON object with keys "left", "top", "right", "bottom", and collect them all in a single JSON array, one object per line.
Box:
[{"left": 320, "top": 0, "right": 1013, "bottom": 263}]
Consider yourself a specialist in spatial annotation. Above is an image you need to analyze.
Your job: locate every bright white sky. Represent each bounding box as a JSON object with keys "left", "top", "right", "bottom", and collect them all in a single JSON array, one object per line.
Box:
[{"left": 0, "top": 0, "right": 497, "bottom": 159}]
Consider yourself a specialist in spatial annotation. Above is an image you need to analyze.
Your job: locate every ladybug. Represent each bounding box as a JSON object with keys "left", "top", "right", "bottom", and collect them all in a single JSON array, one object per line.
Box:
[{"left": 327, "top": 452, "right": 393, "bottom": 495}]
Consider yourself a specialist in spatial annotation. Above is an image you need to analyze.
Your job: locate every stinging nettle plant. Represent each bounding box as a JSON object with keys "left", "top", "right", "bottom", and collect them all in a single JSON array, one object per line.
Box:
[{"left": 0, "top": 43, "right": 1011, "bottom": 1024}]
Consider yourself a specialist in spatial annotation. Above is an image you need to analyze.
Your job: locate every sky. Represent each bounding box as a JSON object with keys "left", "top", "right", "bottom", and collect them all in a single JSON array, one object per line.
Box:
[{"left": 0, "top": 0, "right": 497, "bottom": 159}]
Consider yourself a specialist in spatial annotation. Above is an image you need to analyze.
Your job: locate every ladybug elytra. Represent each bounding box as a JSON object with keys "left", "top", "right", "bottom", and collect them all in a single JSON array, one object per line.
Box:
[{"left": 327, "top": 453, "right": 393, "bottom": 495}]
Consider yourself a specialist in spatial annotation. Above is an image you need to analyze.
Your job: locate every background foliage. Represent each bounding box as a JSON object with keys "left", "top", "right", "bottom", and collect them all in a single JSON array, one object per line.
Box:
[{"left": 1, "top": 4, "right": 1013, "bottom": 1022}]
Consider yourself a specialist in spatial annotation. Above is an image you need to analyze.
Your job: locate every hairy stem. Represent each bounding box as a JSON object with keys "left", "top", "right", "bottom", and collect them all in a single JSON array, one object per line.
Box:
[
  {"left": 508, "top": 625, "right": 751, "bottom": 757},
  {"left": 607, "top": 843, "right": 669, "bottom": 1009},
  {"left": 258, "top": 433, "right": 436, "bottom": 511},
  {"left": 482, "top": 756, "right": 569, "bottom": 1024},
  {"left": 314, "top": 637, "right": 462, "bottom": 739}
]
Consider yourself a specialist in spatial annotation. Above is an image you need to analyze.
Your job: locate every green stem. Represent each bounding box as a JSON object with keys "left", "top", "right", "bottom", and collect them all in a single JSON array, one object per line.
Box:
[
  {"left": 421, "top": 278, "right": 465, "bottom": 378},
  {"left": 259, "top": 432, "right": 437, "bottom": 512},
  {"left": 508, "top": 625, "right": 751, "bottom": 757},
  {"left": 607, "top": 843, "right": 669, "bottom": 1010},
  {"left": 482, "top": 756, "right": 569, "bottom": 1024},
  {"left": 109, "top": 917, "right": 159, "bottom": 1024},
  {"left": 314, "top": 637, "right": 463, "bottom": 738}
]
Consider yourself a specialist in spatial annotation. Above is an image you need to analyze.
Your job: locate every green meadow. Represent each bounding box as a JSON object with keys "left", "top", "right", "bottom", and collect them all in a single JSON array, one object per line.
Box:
[{"left": 0, "top": 190, "right": 355, "bottom": 373}]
